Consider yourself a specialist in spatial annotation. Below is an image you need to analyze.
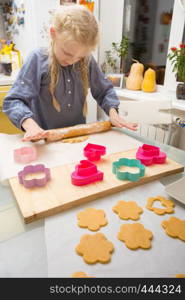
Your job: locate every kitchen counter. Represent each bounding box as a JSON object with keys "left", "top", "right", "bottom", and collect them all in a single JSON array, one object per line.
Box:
[
  {"left": 115, "top": 85, "right": 185, "bottom": 112},
  {"left": 0, "top": 128, "right": 184, "bottom": 277}
]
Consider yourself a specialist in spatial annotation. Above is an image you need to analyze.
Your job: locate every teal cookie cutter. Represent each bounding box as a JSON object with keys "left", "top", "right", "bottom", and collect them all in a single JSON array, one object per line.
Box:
[{"left": 112, "top": 158, "right": 145, "bottom": 182}]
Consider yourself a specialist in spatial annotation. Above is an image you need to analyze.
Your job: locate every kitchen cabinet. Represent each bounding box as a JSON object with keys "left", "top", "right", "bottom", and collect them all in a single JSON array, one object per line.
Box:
[{"left": 0, "top": 85, "right": 21, "bottom": 134}]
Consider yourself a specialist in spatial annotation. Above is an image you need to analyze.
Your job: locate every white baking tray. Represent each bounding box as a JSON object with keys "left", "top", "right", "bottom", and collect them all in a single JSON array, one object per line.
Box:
[{"left": 165, "top": 176, "right": 185, "bottom": 205}]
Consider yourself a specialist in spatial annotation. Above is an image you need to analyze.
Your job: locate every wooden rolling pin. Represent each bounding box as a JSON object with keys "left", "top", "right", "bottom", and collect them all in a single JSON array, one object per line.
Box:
[{"left": 44, "top": 121, "right": 112, "bottom": 142}]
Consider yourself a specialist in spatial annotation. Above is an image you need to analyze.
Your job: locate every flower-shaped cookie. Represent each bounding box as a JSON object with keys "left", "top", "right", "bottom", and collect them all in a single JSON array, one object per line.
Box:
[
  {"left": 118, "top": 223, "right": 153, "bottom": 250},
  {"left": 175, "top": 274, "right": 185, "bottom": 278},
  {"left": 161, "top": 217, "right": 185, "bottom": 242},
  {"left": 113, "top": 200, "right": 143, "bottom": 220},
  {"left": 77, "top": 208, "right": 108, "bottom": 231},
  {"left": 71, "top": 271, "right": 93, "bottom": 278},
  {"left": 76, "top": 233, "right": 114, "bottom": 264},
  {"left": 146, "top": 196, "right": 175, "bottom": 215}
]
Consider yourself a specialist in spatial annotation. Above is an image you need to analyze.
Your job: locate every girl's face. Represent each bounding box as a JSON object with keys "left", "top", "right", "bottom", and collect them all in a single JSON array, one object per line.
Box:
[{"left": 52, "top": 29, "right": 92, "bottom": 66}]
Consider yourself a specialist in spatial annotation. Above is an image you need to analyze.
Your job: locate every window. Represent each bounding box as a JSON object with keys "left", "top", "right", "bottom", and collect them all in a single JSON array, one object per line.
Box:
[
  {"left": 164, "top": 0, "right": 185, "bottom": 91},
  {"left": 122, "top": 0, "right": 174, "bottom": 85}
]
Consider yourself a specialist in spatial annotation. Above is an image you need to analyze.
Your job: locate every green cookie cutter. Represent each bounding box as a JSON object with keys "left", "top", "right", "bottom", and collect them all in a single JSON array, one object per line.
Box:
[{"left": 112, "top": 158, "right": 145, "bottom": 182}]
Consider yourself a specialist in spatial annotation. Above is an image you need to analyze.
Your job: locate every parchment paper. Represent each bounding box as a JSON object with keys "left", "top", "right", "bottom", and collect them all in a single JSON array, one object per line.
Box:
[
  {"left": 44, "top": 181, "right": 185, "bottom": 278},
  {"left": 0, "top": 227, "right": 47, "bottom": 277}
]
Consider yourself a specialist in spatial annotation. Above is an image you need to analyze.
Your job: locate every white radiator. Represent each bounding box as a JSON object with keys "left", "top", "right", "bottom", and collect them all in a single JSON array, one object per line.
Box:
[
  {"left": 118, "top": 100, "right": 184, "bottom": 146},
  {"left": 138, "top": 124, "right": 173, "bottom": 144}
]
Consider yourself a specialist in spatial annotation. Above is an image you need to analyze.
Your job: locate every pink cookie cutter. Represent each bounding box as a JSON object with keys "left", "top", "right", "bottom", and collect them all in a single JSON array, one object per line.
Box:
[
  {"left": 83, "top": 143, "right": 106, "bottom": 161},
  {"left": 18, "top": 164, "right": 51, "bottom": 188},
  {"left": 136, "top": 144, "right": 166, "bottom": 166},
  {"left": 71, "top": 160, "right": 104, "bottom": 186},
  {"left": 14, "top": 147, "right": 37, "bottom": 163}
]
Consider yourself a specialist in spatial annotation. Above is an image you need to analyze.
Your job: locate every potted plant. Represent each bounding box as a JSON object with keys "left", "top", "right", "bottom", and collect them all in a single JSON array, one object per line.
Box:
[
  {"left": 167, "top": 44, "right": 185, "bottom": 100},
  {"left": 101, "top": 36, "right": 129, "bottom": 89},
  {"left": 101, "top": 50, "right": 117, "bottom": 74},
  {"left": 111, "top": 35, "right": 129, "bottom": 74},
  {"left": 102, "top": 36, "right": 129, "bottom": 74}
]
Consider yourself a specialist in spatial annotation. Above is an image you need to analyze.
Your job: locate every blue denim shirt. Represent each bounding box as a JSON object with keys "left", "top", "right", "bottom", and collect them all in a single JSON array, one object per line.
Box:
[{"left": 3, "top": 47, "right": 120, "bottom": 130}]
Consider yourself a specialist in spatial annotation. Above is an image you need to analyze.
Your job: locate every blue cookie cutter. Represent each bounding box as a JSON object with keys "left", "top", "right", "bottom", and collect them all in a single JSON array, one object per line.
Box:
[{"left": 112, "top": 158, "right": 145, "bottom": 182}]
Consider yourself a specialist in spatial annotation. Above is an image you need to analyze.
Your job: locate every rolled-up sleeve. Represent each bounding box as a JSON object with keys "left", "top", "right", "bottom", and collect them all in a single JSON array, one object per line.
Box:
[
  {"left": 89, "top": 56, "right": 120, "bottom": 115},
  {"left": 3, "top": 50, "right": 42, "bottom": 129}
]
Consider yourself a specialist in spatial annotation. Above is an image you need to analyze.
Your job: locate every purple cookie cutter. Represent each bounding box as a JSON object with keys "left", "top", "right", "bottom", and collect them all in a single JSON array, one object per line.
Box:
[
  {"left": 136, "top": 144, "right": 166, "bottom": 166},
  {"left": 71, "top": 159, "right": 104, "bottom": 186},
  {"left": 83, "top": 143, "right": 106, "bottom": 161},
  {"left": 18, "top": 164, "right": 51, "bottom": 188},
  {"left": 14, "top": 146, "right": 37, "bottom": 163}
]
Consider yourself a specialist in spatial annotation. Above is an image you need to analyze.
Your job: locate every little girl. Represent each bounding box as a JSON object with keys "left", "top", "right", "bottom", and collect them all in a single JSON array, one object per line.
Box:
[{"left": 3, "top": 4, "right": 137, "bottom": 142}]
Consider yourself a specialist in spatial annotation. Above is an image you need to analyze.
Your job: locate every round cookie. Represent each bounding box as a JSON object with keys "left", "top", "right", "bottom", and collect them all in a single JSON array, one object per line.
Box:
[
  {"left": 146, "top": 196, "right": 175, "bottom": 215},
  {"left": 113, "top": 200, "right": 143, "bottom": 220},
  {"left": 76, "top": 233, "right": 114, "bottom": 264},
  {"left": 118, "top": 223, "right": 153, "bottom": 250},
  {"left": 77, "top": 207, "right": 108, "bottom": 231},
  {"left": 161, "top": 216, "right": 185, "bottom": 242}
]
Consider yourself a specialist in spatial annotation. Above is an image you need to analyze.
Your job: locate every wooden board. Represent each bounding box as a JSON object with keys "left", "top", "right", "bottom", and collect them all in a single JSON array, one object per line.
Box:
[{"left": 9, "top": 149, "right": 184, "bottom": 223}]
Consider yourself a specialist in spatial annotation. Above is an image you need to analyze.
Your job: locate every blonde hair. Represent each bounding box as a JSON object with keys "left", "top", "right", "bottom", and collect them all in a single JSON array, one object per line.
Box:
[{"left": 49, "top": 4, "right": 99, "bottom": 115}]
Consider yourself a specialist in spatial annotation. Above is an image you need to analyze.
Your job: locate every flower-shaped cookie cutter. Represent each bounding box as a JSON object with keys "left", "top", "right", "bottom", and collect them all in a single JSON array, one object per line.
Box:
[
  {"left": 14, "top": 146, "right": 37, "bottom": 164},
  {"left": 18, "top": 164, "right": 51, "bottom": 188},
  {"left": 112, "top": 158, "right": 145, "bottom": 181},
  {"left": 83, "top": 143, "right": 106, "bottom": 161},
  {"left": 71, "top": 160, "right": 103, "bottom": 186},
  {"left": 136, "top": 144, "right": 166, "bottom": 166}
]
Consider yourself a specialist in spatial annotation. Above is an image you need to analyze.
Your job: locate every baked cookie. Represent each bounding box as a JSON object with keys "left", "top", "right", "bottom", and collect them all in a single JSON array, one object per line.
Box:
[
  {"left": 77, "top": 208, "right": 107, "bottom": 231},
  {"left": 113, "top": 200, "right": 143, "bottom": 220},
  {"left": 175, "top": 274, "right": 185, "bottom": 278},
  {"left": 146, "top": 196, "right": 175, "bottom": 215},
  {"left": 62, "top": 136, "right": 89, "bottom": 143},
  {"left": 118, "top": 223, "right": 153, "bottom": 250},
  {"left": 161, "top": 217, "right": 185, "bottom": 242},
  {"left": 76, "top": 233, "right": 114, "bottom": 264},
  {"left": 71, "top": 271, "right": 93, "bottom": 278}
]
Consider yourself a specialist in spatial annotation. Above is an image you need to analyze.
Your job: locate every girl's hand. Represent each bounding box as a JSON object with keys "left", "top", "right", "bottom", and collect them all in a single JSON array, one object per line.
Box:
[
  {"left": 109, "top": 108, "right": 138, "bottom": 131},
  {"left": 21, "top": 118, "right": 49, "bottom": 141}
]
